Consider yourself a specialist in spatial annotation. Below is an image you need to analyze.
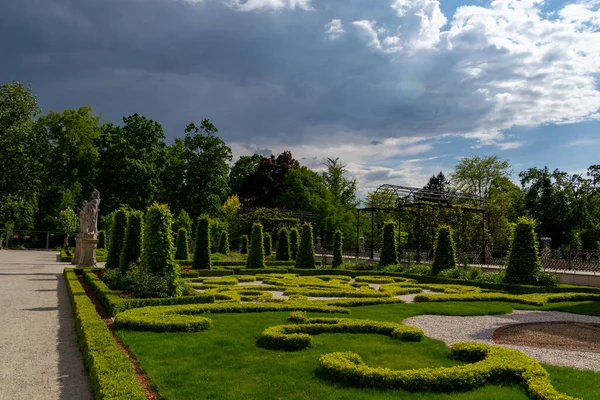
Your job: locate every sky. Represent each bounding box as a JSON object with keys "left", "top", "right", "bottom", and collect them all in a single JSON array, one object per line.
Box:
[{"left": 1, "top": 0, "right": 599, "bottom": 196}]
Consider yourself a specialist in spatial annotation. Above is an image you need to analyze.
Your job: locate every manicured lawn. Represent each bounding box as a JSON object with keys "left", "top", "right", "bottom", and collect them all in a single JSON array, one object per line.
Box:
[{"left": 117, "top": 301, "right": 600, "bottom": 399}]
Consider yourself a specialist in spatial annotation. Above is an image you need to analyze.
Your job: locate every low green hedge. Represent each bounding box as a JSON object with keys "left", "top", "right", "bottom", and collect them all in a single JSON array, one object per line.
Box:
[
  {"left": 354, "top": 276, "right": 396, "bottom": 284},
  {"left": 60, "top": 250, "right": 107, "bottom": 263},
  {"left": 83, "top": 271, "right": 214, "bottom": 316},
  {"left": 323, "top": 298, "right": 407, "bottom": 307},
  {"left": 176, "top": 260, "right": 322, "bottom": 268},
  {"left": 114, "top": 303, "right": 350, "bottom": 332},
  {"left": 258, "top": 312, "right": 423, "bottom": 351},
  {"left": 319, "top": 342, "right": 578, "bottom": 399},
  {"left": 413, "top": 292, "right": 600, "bottom": 306},
  {"left": 283, "top": 287, "right": 391, "bottom": 298},
  {"left": 180, "top": 270, "right": 200, "bottom": 278},
  {"left": 63, "top": 269, "right": 146, "bottom": 400}
]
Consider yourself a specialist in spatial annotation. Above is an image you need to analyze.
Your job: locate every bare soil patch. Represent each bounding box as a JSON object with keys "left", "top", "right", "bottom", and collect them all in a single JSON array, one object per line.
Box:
[{"left": 493, "top": 321, "right": 600, "bottom": 352}]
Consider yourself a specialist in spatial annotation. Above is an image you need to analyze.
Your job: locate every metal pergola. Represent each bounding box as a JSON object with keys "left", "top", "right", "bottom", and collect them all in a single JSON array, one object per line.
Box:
[{"left": 356, "top": 184, "right": 488, "bottom": 263}]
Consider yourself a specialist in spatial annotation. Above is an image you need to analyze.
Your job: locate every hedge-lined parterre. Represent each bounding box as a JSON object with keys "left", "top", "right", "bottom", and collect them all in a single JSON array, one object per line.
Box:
[
  {"left": 114, "top": 303, "right": 350, "bottom": 332},
  {"left": 413, "top": 292, "right": 600, "bottom": 306},
  {"left": 354, "top": 276, "right": 396, "bottom": 284},
  {"left": 319, "top": 342, "right": 578, "bottom": 399},
  {"left": 257, "top": 312, "right": 423, "bottom": 351},
  {"left": 64, "top": 269, "right": 146, "bottom": 400}
]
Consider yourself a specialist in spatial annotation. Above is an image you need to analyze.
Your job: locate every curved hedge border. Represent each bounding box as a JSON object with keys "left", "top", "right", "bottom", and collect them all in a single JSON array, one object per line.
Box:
[
  {"left": 63, "top": 269, "right": 146, "bottom": 400},
  {"left": 354, "top": 276, "right": 396, "bottom": 284},
  {"left": 258, "top": 312, "right": 423, "bottom": 351},
  {"left": 114, "top": 303, "right": 350, "bottom": 332},
  {"left": 413, "top": 292, "right": 600, "bottom": 306},
  {"left": 319, "top": 342, "right": 578, "bottom": 399},
  {"left": 283, "top": 287, "right": 391, "bottom": 298},
  {"left": 83, "top": 271, "right": 214, "bottom": 316}
]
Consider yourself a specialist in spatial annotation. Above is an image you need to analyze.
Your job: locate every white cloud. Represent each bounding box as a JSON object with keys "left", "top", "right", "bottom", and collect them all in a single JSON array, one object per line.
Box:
[
  {"left": 496, "top": 141, "right": 525, "bottom": 150},
  {"left": 227, "top": 0, "right": 312, "bottom": 12},
  {"left": 325, "top": 19, "right": 345, "bottom": 40},
  {"left": 566, "top": 137, "right": 600, "bottom": 147}
]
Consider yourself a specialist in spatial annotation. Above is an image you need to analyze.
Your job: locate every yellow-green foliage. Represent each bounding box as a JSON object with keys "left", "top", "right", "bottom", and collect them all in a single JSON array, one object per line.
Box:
[
  {"left": 63, "top": 270, "right": 146, "bottom": 400},
  {"left": 354, "top": 276, "right": 396, "bottom": 284},
  {"left": 258, "top": 312, "right": 423, "bottom": 351},
  {"left": 319, "top": 342, "right": 579, "bottom": 399},
  {"left": 202, "top": 277, "right": 239, "bottom": 286},
  {"left": 114, "top": 303, "right": 349, "bottom": 332},
  {"left": 414, "top": 292, "right": 600, "bottom": 306}
]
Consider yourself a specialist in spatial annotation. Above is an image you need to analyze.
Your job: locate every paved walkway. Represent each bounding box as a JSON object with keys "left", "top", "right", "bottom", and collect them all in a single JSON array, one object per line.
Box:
[{"left": 0, "top": 250, "right": 92, "bottom": 400}]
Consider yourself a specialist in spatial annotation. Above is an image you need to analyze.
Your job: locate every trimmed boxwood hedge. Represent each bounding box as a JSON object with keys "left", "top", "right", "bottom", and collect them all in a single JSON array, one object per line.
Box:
[
  {"left": 258, "top": 313, "right": 423, "bottom": 351},
  {"left": 431, "top": 225, "right": 457, "bottom": 274},
  {"left": 175, "top": 228, "right": 189, "bottom": 260},
  {"left": 113, "top": 303, "right": 350, "bottom": 332},
  {"left": 63, "top": 269, "right": 146, "bottom": 400},
  {"left": 192, "top": 215, "right": 211, "bottom": 270},
  {"left": 332, "top": 230, "right": 344, "bottom": 268},
  {"left": 105, "top": 209, "right": 128, "bottom": 270},
  {"left": 378, "top": 222, "right": 398, "bottom": 267},
  {"left": 120, "top": 211, "right": 143, "bottom": 273},
  {"left": 506, "top": 216, "right": 542, "bottom": 284},
  {"left": 276, "top": 228, "right": 291, "bottom": 261},
  {"left": 319, "top": 342, "right": 579, "bottom": 399},
  {"left": 240, "top": 234, "right": 248, "bottom": 254},
  {"left": 218, "top": 231, "right": 230, "bottom": 255},
  {"left": 247, "top": 223, "right": 266, "bottom": 269},
  {"left": 413, "top": 291, "right": 600, "bottom": 306},
  {"left": 296, "top": 223, "right": 315, "bottom": 268},
  {"left": 289, "top": 228, "right": 300, "bottom": 261}
]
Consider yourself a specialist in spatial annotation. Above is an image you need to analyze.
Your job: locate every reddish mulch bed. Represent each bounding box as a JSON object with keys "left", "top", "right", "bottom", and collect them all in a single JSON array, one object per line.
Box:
[
  {"left": 493, "top": 321, "right": 600, "bottom": 352},
  {"left": 77, "top": 276, "right": 160, "bottom": 400}
]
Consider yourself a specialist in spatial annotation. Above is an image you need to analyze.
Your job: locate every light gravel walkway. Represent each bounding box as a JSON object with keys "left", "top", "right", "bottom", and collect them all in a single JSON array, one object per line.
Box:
[
  {"left": 404, "top": 310, "right": 600, "bottom": 372},
  {"left": 0, "top": 250, "right": 92, "bottom": 400}
]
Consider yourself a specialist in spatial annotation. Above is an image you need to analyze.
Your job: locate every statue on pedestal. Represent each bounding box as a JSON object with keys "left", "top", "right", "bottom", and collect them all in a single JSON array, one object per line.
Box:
[{"left": 72, "top": 190, "right": 101, "bottom": 266}]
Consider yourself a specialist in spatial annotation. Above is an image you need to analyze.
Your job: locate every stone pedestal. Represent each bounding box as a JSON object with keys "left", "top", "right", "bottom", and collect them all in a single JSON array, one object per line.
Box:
[{"left": 72, "top": 234, "right": 98, "bottom": 267}]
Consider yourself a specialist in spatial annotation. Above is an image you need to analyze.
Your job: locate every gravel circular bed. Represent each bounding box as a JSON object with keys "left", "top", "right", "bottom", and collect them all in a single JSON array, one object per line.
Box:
[
  {"left": 404, "top": 310, "right": 600, "bottom": 371},
  {"left": 493, "top": 321, "right": 600, "bottom": 352}
]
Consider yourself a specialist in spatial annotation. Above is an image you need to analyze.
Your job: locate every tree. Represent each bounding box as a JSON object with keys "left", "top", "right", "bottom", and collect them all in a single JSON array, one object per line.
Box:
[
  {"left": 193, "top": 215, "right": 211, "bottom": 269},
  {"left": 218, "top": 231, "right": 230, "bottom": 254},
  {"left": 378, "top": 222, "right": 398, "bottom": 267},
  {"left": 452, "top": 156, "right": 511, "bottom": 199},
  {"left": 276, "top": 228, "right": 290, "bottom": 261},
  {"left": 57, "top": 208, "right": 78, "bottom": 248},
  {"left": 105, "top": 209, "right": 128, "bottom": 269},
  {"left": 140, "top": 203, "right": 180, "bottom": 295},
  {"left": 229, "top": 154, "right": 262, "bottom": 196},
  {"left": 421, "top": 172, "right": 450, "bottom": 204},
  {"left": 263, "top": 232, "right": 272, "bottom": 256},
  {"left": 98, "top": 230, "right": 106, "bottom": 249},
  {"left": 97, "top": 114, "right": 166, "bottom": 214},
  {"left": 321, "top": 158, "right": 358, "bottom": 209},
  {"left": 120, "top": 211, "right": 144, "bottom": 273},
  {"left": 505, "top": 217, "right": 542, "bottom": 284},
  {"left": 332, "top": 230, "right": 344, "bottom": 268},
  {"left": 240, "top": 234, "right": 249, "bottom": 254},
  {"left": 289, "top": 228, "right": 299, "bottom": 260},
  {"left": 173, "top": 210, "right": 193, "bottom": 236},
  {"left": 175, "top": 228, "right": 189, "bottom": 260},
  {"left": 159, "top": 138, "right": 187, "bottom": 214},
  {"left": 246, "top": 223, "right": 266, "bottom": 269},
  {"left": 182, "top": 120, "right": 232, "bottom": 218},
  {"left": 431, "top": 225, "right": 457, "bottom": 274},
  {"left": 296, "top": 223, "right": 315, "bottom": 268},
  {"left": 239, "top": 151, "right": 299, "bottom": 207}
]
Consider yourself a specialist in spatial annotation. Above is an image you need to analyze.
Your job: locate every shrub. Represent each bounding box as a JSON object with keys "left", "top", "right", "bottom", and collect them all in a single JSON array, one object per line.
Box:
[
  {"left": 240, "top": 234, "right": 248, "bottom": 254},
  {"left": 289, "top": 228, "right": 299, "bottom": 260},
  {"left": 505, "top": 216, "right": 542, "bottom": 285},
  {"left": 432, "top": 225, "right": 457, "bottom": 274},
  {"left": 218, "top": 231, "right": 230, "bottom": 254},
  {"left": 318, "top": 342, "right": 578, "bottom": 399},
  {"left": 102, "top": 268, "right": 133, "bottom": 291},
  {"left": 192, "top": 215, "right": 211, "bottom": 270},
  {"left": 296, "top": 223, "right": 315, "bottom": 268},
  {"left": 475, "top": 271, "right": 505, "bottom": 284},
  {"left": 533, "top": 271, "right": 559, "bottom": 287},
  {"left": 438, "top": 268, "right": 468, "bottom": 280},
  {"left": 276, "top": 228, "right": 291, "bottom": 261},
  {"left": 405, "top": 264, "right": 432, "bottom": 275},
  {"left": 175, "top": 228, "right": 189, "bottom": 260},
  {"left": 379, "top": 222, "right": 398, "bottom": 267},
  {"left": 97, "top": 230, "right": 106, "bottom": 249},
  {"left": 141, "top": 203, "right": 180, "bottom": 297},
  {"left": 105, "top": 209, "right": 128, "bottom": 269},
  {"left": 119, "top": 211, "right": 143, "bottom": 273},
  {"left": 173, "top": 209, "right": 193, "bottom": 235},
  {"left": 63, "top": 270, "right": 146, "bottom": 400},
  {"left": 263, "top": 232, "right": 272, "bottom": 256},
  {"left": 246, "top": 223, "right": 266, "bottom": 269},
  {"left": 467, "top": 267, "right": 482, "bottom": 281},
  {"left": 332, "top": 230, "right": 343, "bottom": 268}
]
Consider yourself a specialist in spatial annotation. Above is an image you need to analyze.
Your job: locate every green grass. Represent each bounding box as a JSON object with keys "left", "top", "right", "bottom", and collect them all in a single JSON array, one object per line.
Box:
[{"left": 116, "top": 301, "right": 600, "bottom": 399}]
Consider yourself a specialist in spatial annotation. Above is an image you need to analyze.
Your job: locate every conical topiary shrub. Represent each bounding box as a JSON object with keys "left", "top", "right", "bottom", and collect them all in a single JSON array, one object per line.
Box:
[
  {"left": 431, "top": 225, "right": 457, "bottom": 274},
  {"left": 106, "top": 209, "right": 128, "bottom": 269},
  {"left": 289, "top": 228, "right": 299, "bottom": 260},
  {"left": 296, "top": 223, "right": 315, "bottom": 268},
  {"left": 240, "top": 234, "right": 249, "bottom": 254},
  {"left": 120, "top": 211, "right": 144, "bottom": 273},
  {"left": 378, "top": 222, "right": 398, "bottom": 267},
  {"left": 175, "top": 228, "right": 189, "bottom": 260},
  {"left": 505, "top": 217, "right": 542, "bottom": 284},
  {"left": 264, "top": 233, "right": 272, "bottom": 257},
  {"left": 218, "top": 231, "right": 229, "bottom": 254},
  {"left": 97, "top": 230, "right": 106, "bottom": 249},
  {"left": 246, "top": 223, "right": 266, "bottom": 269},
  {"left": 332, "top": 230, "right": 344, "bottom": 268},
  {"left": 192, "top": 215, "right": 211, "bottom": 270},
  {"left": 276, "top": 228, "right": 290, "bottom": 261}
]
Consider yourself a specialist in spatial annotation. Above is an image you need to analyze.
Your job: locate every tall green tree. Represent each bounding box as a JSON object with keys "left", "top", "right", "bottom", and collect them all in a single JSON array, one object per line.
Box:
[
  {"left": 57, "top": 208, "right": 78, "bottom": 248},
  {"left": 505, "top": 217, "right": 542, "bottom": 284},
  {"left": 106, "top": 209, "right": 128, "bottom": 269},
  {"left": 332, "top": 230, "right": 344, "bottom": 268},
  {"left": 321, "top": 158, "right": 358, "bottom": 209},
  {"left": 182, "top": 120, "right": 232, "bottom": 218},
  {"left": 289, "top": 228, "right": 299, "bottom": 260},
  {"left": 452, "top": 156, "right": 511, "bottom": 199},
  {"left": 218, "top": 230, "right": 230, "bottom": 254},
  {"left": 246, "top": 223, "right": 266, "bottom": 269},
  {"left": 431, "top": 225, "right": 457, "bottom": 274},
  {"left": 276, "top": 228, "right": 290, "bottom": 261},
  {"left": 192, "top": 216, "right": 211, "bottom": 270},
  {"left": 240, "top": 151, "right": 299, "bottom": 207},
  {"left": 378, "top": 222, "right": 398, "bottom": 267},
  {"left": 175, "top": 228, "right": 189, "bottom": 260},
  {"left": 229, "top": 154, "right": 262, "bottom": 196},
  {"left": 120, "top": 211, "right": 144, "bottom": 272},
  {"left": 296, "top": 223, "right": 315, "bottom": 268}
]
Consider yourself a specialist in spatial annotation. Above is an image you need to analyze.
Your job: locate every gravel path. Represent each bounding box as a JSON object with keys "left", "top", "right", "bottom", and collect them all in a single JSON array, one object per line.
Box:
[
  {"left": 404, "top": 310, "right": 600, "bottom": 371},
  {"left": 0, "top": 250, "right": 92, "bottom": 400},
  {"left": 394, "top": 289, "right": 434, "bottom": 303}
]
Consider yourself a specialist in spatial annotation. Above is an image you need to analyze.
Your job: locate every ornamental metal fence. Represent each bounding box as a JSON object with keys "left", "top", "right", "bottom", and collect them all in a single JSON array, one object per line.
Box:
[{"left": 0, "top": 229, "right": 68, "bottom": 250}]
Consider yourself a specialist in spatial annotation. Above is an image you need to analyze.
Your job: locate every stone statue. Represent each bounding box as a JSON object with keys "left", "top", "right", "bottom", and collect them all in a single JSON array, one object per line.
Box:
[{"left": 72, "top": 190, "right": 101, "bottom": 266}]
